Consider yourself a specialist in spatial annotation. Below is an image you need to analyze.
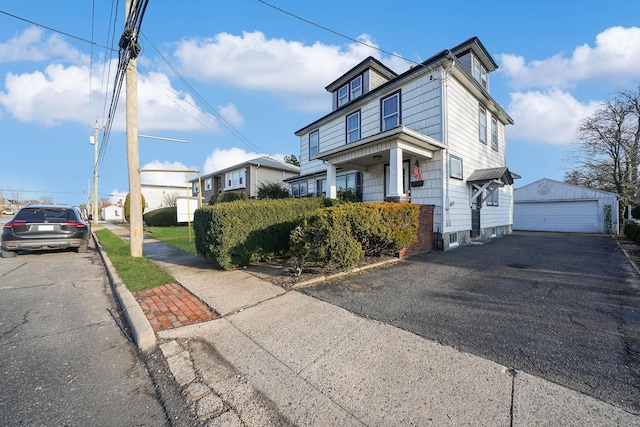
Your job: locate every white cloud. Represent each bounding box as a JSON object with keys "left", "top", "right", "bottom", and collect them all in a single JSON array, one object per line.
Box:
[
  {"left": 217, "top": 103, "right": 243, "bottom": 127},
  {"left": 202, "top": 147, "right": 278, "bottom": 174},
  {"left": 507, "top": 89, "right": 601, "bottom": 145},
  {"left": 173, "top": 31, "right": 405, "bottom": 97},
  {"left": 139, "top": 160, "right": 197, "bottom": 187},
  {"left": 498, "top": 26, "right": 640, "bottom": 89},
  {"left": 0, "top": 27, "right": 88, "bottom": 64}
]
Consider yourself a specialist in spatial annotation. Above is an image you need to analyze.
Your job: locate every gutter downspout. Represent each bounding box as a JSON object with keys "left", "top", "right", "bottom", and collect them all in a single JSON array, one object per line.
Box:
[{"left": 442, "top": 56, "right": 456, "bottom": 230}]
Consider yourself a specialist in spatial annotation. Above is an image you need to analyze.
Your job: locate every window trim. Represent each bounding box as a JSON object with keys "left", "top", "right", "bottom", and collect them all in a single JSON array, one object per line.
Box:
[
  {"left": 309, "top": 130, "right": 319, "bottom": 160},
  {"left": 380, "top": 90, "right": 401, "bottom": 132},
  {"left": 346, "top": 110, "right": 361, "bottom": 143},
  {"left": 478, "top": 105, "right": 487, "bottom": 144},
  {"left": 450, "top": 155, "right": 463, "bottom": 180}
]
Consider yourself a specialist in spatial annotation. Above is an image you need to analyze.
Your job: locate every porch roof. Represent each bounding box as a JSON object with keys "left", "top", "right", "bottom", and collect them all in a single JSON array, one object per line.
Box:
[
  {"left": 467, "top": 167, "right": 518, "bottom": 186},
  {"left": 316, "top": 126, "right": 446, "bottom": 169}
]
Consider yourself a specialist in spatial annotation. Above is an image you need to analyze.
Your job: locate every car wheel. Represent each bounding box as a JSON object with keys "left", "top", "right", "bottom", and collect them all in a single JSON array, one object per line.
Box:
[
  {"left": 77, "top": 243, "right": 88, "bottom": 254},
  {"left": 1, "top": 249, "right": 17, "bottom": 258}
]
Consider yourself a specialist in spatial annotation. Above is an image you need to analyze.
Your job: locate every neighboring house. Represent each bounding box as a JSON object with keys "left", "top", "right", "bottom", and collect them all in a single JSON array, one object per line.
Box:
[
  {"left": 288, "top": 37, "right": 517, "bottom": 250},
  {"left": 102, "top": 205, "right": 124, "bottom": 221},
  {"left": 514, "top": 178, "right": 619, "bottom": 233},
  {"left": 190, "top": 156, "right": 300, "bottom": 204},
  {"left": 141, "top": 183, "right": 189, "bottom": 213}
]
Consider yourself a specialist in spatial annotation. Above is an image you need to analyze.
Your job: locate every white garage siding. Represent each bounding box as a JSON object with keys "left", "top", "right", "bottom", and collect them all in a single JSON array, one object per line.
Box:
[
  {"left": 514, "top": 200, "right": 599, "bottom": 232},
  {"left": 513, "top": 178, "right": 619, "bottom": 234}
]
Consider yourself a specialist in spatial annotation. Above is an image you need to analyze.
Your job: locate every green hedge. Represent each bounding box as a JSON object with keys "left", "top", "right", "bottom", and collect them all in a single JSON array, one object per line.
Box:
[
  {"left": 624, "top": 221, "right": 640, "bottom": 242},
  {"left": 143, "top": 207, "right": 180, "bottom": 227},
  {"left": 289, "top": 202, "right": 419, "bottom": 273},
  {"left": 194, "top": 197, "right": 334, "bottom": 269}
]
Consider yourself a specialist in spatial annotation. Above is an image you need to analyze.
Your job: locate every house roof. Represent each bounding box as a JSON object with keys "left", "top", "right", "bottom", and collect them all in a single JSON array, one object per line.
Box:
[
  {"left": 191, "top": 156, "right": 300, "bottom": 182},
  {"left": 325, "top": 56, "right": 398, "bottom": 92},
  {"left": 467, "top": 167, "right": 517, "bottom": 186},
  {"left": 295, "top": 37, "right": 512, "bottom": 136}
]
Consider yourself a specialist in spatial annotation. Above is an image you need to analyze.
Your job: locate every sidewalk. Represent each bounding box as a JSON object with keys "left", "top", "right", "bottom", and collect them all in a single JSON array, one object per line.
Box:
[{"left": 98, "top": 222, "right": 640, "bottom": 426}]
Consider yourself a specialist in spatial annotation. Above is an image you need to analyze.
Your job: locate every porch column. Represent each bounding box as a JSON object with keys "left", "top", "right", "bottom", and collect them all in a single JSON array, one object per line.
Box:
[
  {"left": 326, "top": 163, "right": 337, "bottom": 199},
  {"left": 388, "top": 147, "right": 404, "bottom": 197}
]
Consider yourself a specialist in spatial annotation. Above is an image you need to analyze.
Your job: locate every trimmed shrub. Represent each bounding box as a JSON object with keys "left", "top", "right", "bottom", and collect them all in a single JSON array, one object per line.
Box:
[
  {"left": 258, "top": 182, "right": 290, "bottom": 199},
  {"left": 216, "top": 191, "right": 248, "bottom": 203},
  {"left": 289, "top": 202, "right": 419, "bottom": 273},
  {"left": 194, "top": 197, "right": 334, "bottom": 269},
  {"left": 144, "top": 207, "right": 180, "bottom": 227}
]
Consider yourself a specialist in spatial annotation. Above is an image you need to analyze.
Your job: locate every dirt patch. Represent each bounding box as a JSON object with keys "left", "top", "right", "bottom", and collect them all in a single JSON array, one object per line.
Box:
[{"left": 243, "top": 255, "right": 399, "bottom": 290}]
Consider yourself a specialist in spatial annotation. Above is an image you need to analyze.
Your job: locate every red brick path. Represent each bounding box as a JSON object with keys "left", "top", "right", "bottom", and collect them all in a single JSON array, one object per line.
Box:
[{"left": 135, "top": 282, "right": 218, "bottom": 331}]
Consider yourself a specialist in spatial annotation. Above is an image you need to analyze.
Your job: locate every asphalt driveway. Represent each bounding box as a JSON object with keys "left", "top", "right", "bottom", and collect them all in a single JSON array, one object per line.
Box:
[{"left": 300, "top": 232, "right": 640, "bottom": 414}]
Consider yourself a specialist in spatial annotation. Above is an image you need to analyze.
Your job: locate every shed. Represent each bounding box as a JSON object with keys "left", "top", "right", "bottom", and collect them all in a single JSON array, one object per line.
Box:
[
  {"left": 513, "top": 178, "right": 618, "bottom": 233},
  {"left": 102, "top": 205, "right": 124, "bottom": 221}
]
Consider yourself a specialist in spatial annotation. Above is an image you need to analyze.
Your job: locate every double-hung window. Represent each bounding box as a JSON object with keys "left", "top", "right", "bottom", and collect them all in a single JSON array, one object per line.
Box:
[
  {"left": 338, "top": 85, "right": 349, "bottom": 107},
  {"left": 478, "top": 106, "right": 487, "bottom": 144},
  {"left": 346, "top": 111, "right": 360, "bottom": 143},
  {"left": 486, "top": 189, "right": 499, "bottom": 206},
  {"left": 491, "top": 118, "right": 498, "bottom": 151},
  {"left": 381, "top": 91, "right": 400, "bottom": 131},
  {"left": 350, "top": 76, "right": 362, "bottom": 99},
  {"left": 473, "top": 57, "right": 488, "bottom": 89},
  {"left": 309, "top": 130, "right": 319, "bottom": 159}
]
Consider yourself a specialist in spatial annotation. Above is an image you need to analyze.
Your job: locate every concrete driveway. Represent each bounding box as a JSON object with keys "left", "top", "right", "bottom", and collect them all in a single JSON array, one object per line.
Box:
[{"left": 300, "top": 232, "right": 640, "bottom": 414}]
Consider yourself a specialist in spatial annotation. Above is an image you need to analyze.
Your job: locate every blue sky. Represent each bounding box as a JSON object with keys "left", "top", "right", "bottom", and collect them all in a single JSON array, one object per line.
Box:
[{"left": 1, "top": 0, "right": 639, "bottom": 206}]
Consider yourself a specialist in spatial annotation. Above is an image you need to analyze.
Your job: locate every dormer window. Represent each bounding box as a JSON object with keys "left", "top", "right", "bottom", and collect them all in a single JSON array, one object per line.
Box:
[
  {"left": 351, "top": 76, "right": 362, "bottom": 99},
  {"left": 473, "top": 57, "right": 488, "bottom": 89},
  {"left": 337, "top": 74, "right": 364, "bottom": 107},
  {"left": 338, "top": 85, "right": 349, "bottom": 107}
]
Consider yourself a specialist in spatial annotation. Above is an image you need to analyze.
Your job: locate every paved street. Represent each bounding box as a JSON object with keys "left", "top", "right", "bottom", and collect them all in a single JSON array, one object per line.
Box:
[
  {"left": 0, "top": 243, "right": 170, "bottom": 425},
  {"left": 301, "top": 232, "right": 640, "bottom": 413}
]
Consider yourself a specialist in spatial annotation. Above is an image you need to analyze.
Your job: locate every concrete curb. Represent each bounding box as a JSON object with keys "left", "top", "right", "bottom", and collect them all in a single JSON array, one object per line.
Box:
[{"left": 93, "top": 233, "right": 157, "bottom": 353}]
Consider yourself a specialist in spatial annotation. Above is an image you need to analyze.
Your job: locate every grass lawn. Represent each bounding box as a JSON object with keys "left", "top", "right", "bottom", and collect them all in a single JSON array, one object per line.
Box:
[
  {"left": 94, "top": 228, "right": 175, "bottom": 292},
  {"left": 146, "top": 226, "right": 197, "bottom": 255}
]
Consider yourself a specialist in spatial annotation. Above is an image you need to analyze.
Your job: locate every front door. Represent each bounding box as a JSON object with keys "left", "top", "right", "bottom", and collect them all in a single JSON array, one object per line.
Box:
[{"left": 471, "top": 201, "right": 481, "bottom": 238}]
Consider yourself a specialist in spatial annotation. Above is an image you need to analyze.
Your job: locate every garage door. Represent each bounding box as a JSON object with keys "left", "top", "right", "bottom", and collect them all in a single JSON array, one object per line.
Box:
[{"left": 514, "top": 200, "right": 600, "bottom": 232}]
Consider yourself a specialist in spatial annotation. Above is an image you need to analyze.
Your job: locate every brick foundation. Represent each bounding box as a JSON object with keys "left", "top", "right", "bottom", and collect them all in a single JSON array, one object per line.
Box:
[{"left": 399, "top": 204, "right": 435, "bottom": 258}]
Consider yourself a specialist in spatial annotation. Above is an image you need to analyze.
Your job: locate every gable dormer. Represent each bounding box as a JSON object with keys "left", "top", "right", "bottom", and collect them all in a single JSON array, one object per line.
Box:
[
  {"left": 450, "top": 37, "right": 498, "bottom": 92},
  {"left": 325, "top": 57, "right": 397, "bottom": 111}
]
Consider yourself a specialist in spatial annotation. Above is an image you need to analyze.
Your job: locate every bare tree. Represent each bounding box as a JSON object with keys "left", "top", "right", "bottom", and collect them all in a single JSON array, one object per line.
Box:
[
  {"left": 40, "top": 196, "right": 55, "bottom": 205},
  {"left": 162, "top": 192, "right": 179, "bottom": 207},
  {"left": 567, "top": 85, "right": 640, "bottom": 209}
]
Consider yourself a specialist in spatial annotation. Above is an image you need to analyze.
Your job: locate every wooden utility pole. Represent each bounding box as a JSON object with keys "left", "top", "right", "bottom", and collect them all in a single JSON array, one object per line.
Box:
[
  {"left": 125, "top": 0, "right": 143, "bottom": 257},
  {"left": 89, "top": 120, "right": 100, "bottom": 223}
]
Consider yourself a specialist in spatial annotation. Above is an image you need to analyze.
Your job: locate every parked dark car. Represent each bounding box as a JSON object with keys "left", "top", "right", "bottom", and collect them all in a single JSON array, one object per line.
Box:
[{"left": 1, "top": 205, "right": 91, "bottom": 258}]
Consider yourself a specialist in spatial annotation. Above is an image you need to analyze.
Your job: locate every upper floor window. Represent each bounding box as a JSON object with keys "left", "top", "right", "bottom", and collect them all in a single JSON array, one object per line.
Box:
[
  {"left": 478, "top": 106, "right": 487, "bottom": 144},
  {"left": 205, "top": 178, "right": 212, "bottom": 190},
  {"left": 338, "top": 85, "right": 349, "bottom": 107},
  {"left": 491, "top": 118, "right": 498, "bottom": 151},
  {"left": 337, "top": 74, "right": 364, "bottom": 107},
  {"left": 225, "top": 169, "right": 245, "bottom": 189},
  {"left": 351, "top": 76, "right": 362, "bottom": 99},
  {"left": 450, "top": 155, "right": 463, "bottom": 180},
  {"left": 309, "top": 130, "right": 319, "bottom": 160},
  {"left": 473, "top": 57, "right": 488, "bottom": 89},
  {"left": 381, "top": 91, "right": 400, "bottom": 131},
  {"left": 193, "top": 182, "right": 199, "bottom": 193},
  {"left": 346, "top": 111, "right": 361, "bottom": 143}
]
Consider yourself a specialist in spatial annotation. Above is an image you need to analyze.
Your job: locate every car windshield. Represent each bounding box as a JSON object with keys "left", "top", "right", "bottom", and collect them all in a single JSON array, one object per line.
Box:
[{"left": 14, "top": 208, "right": 74, "bottom": 223}]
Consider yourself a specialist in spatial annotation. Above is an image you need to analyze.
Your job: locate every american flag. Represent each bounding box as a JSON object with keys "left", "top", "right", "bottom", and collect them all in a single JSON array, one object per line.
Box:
[{"left": 413, "top": 160, "right": 423, "bottom": 180}]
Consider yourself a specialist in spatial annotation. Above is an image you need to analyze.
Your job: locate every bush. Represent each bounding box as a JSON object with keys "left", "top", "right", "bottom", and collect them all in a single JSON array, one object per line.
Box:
[
  {"left": 194, "top": 197, "right": 334, "bottom": 269},
  {"left": 289, "top": 202, "right": 419, "bottom": 274},
  {"left": 632, "top": 206, "right": 640, "bottom": 219},
  {"left": 258, "top": 182, "right": 290, "bottom": 199},
  {"left": 624, "top": 221, "right": 640, "bottom": 242},
  {"left": 144, "top": 207, "right": 180, "bottom": 227},
  {"left": 215, "top": 191, "right": 248, "bottom": 203}
]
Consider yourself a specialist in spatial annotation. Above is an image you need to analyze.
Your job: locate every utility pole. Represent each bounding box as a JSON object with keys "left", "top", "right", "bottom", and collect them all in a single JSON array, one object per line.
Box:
[
  {"left": 89, "top": 120, "right": 100, "bottom": 223},
  {"left": 125, "top": 0, "right": 143, "bottom": 257}
]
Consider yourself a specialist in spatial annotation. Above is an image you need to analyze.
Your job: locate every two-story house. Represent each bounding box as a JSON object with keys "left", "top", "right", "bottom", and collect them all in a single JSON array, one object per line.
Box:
[
  {"left": 191, "top": 156, "right": 300, "bottom": 204},
  {"left": 287, "top": 37, "right": 517, "bottom": 250}
]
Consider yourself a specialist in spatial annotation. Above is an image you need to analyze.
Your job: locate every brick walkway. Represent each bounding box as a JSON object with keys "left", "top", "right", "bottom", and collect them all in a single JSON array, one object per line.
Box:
[{"left": 135, "top": 283, "right": 218, "bottom": 331}]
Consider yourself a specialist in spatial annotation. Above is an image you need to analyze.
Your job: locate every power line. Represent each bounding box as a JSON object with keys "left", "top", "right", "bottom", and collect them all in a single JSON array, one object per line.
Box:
[
  {"left": 255, "top": 0, "right": 422, "bottom": 67},
  {"left": 0, "top": 9, "right": 116, "bottom": 52}
]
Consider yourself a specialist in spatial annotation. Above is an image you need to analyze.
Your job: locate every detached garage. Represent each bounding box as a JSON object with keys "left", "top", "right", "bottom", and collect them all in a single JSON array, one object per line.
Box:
[{"left": 514, "top": 178, "right": 618, "bottom": 233}]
